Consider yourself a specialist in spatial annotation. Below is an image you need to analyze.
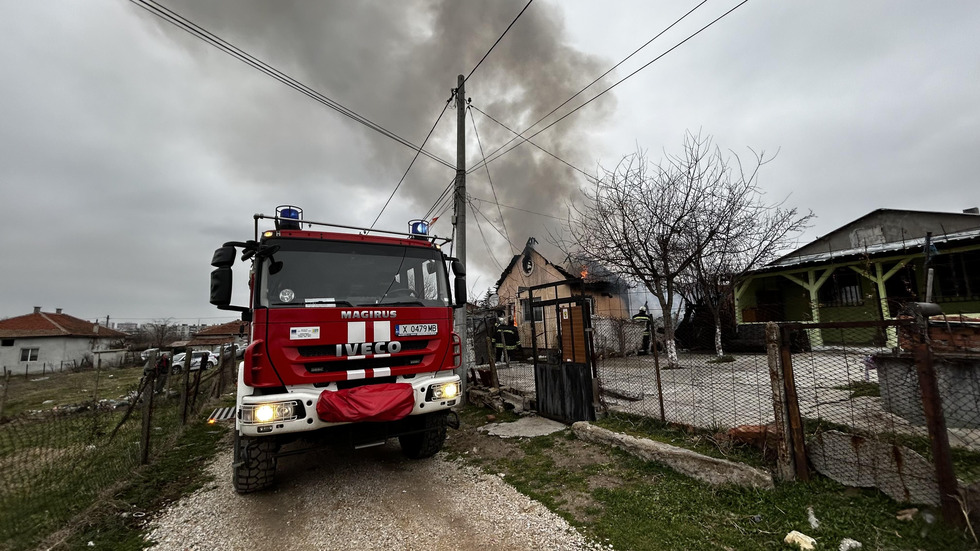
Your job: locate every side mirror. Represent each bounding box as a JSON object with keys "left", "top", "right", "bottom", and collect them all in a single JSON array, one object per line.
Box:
[
  {"left": 210, "top": 267, "right": 233, "bottom": 307},
  {"left": 454, "top": 277, "right": 467, "bottom": 309},
  {"left": 212, "top": 246, "right": 237, "bottom": 268},
  {"left": 451, "top": 259, "right": 465, "bottom": 277}
]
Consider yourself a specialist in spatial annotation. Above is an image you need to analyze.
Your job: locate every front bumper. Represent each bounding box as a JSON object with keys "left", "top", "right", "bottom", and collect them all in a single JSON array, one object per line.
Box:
[{"left": 236, "top": 372, "right": 460, "bottom": 437}]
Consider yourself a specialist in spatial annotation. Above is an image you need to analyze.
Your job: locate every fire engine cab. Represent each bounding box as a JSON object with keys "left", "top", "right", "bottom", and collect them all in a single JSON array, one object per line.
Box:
[{"left": 210, "top": 206, "right": 465, "bottom": 493}]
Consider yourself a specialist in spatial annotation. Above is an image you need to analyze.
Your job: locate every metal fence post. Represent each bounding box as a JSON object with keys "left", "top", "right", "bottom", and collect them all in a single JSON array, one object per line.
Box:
[
  {"left": 912, "top": 335, "right": 961, "bottom": 525},
  {"left": 141, "top": 367, "right": 155, "bottom": 465},
  {"left": 766, "top": 322, "right": 796, "bottom": 481}
]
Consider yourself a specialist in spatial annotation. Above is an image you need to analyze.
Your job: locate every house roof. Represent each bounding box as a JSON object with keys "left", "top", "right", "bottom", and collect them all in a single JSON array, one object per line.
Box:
[
  {"left": 0, "top": 309, "right": 127, "bottom": 339},
  {"left": 494, "top": 244, "right": 579, "bottom": 290},
  {"left": 760, "top": 226, "right": 980, "bottom": 272},
  {"left": 187, "top": 320, "right": 250, "bottom": 347}
]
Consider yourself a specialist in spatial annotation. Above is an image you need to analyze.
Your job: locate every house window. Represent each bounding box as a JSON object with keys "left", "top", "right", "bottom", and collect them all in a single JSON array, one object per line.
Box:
[
  {"left": 1, "top": 339, "right": 13, "bottom": 347},
  {"left": 818, "top": 268, "right": 864, "bottom": 306},
  {"left": 20, "top": 347, "right": 39, "bottom": 362},
  {"left": 932, "top": 250, "right": 980, "bottom": 301},
  {"left": 521, "top": 297, "right": 544, "bottom": 322}
]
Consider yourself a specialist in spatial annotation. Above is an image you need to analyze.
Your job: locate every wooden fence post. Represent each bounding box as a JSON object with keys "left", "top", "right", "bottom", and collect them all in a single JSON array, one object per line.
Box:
[{"left": 766, "top": 322, "right": 796, "bottom": 481}]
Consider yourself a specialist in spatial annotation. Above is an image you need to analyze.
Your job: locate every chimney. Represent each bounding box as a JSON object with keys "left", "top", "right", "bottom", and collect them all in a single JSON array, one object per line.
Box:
[
  {"left": 963, "top": 207, "right": 979, "bottom": 215},
  {"left": 56, "top": 308, "right": 63, "bottom": 315},
  {"left": 33, "top": 306, "right": 41, "bottom": 314}
]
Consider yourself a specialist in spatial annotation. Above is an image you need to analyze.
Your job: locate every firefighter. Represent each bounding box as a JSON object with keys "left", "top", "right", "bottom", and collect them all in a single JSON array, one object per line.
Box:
[
  {"left": 495, "top": 317, "right": 519, "bottom": 362},
  {"left": 154, "top": 353, "right": 170, "bottom": 393},
  {"left": 632, "top": 306, "right": 653, "bottom": 355}
]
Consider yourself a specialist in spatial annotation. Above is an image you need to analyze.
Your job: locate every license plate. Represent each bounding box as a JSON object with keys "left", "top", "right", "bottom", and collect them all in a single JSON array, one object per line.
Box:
[{"left": 395, "top": 323, "right": 438, "bottom": 337}]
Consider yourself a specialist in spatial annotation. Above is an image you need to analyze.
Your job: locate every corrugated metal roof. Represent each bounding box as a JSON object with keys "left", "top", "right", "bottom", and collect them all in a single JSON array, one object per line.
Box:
[{"left": 766, "top": 227, "right": 980, "bottom": 271}]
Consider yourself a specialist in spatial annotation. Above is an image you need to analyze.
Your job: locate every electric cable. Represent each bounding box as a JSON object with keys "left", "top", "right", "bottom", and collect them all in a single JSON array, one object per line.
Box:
[
  {"left": 468, "top": 105, "right": 516, "bottom": 254},
  {"left": 371, "top": 93, "right": 454, "bottom": 228},
  {"left": 471, "top": 0, "right": 747, "bottom": 173},
  {"left": 130, "top": 0, "right": 455, "bottom": 170},
  {"left": 470, "top": 104, "right": 596, "bottom": 182},
  {"left": 463, "top": 0, "right": 535, "bottom": 84}
]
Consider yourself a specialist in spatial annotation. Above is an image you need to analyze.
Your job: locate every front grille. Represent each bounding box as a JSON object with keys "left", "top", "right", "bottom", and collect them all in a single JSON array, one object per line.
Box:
[
  {"left": 298, "top": 340, "right": 429, "bottom": 358},
  {"left": 305, "top": 355, "right": 425, "bottom": 374}
]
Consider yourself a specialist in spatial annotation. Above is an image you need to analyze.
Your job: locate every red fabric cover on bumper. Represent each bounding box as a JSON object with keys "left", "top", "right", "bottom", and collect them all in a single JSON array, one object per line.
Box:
[{"left": 316, "top": 383, "right": 416, "bottom": 423}]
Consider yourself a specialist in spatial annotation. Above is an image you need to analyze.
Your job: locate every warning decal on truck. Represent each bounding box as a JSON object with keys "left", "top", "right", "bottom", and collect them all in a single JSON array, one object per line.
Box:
[{"left": 289, "top": 326, "right": 320, "bottom": 340}]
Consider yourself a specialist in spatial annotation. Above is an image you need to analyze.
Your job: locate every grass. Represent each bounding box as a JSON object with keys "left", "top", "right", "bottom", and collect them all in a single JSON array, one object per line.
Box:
[
  {"left": 0, "top": 363, "right": 233, "bottom": 551},
  {"left": 1, "top": 364, "right": 146, "bottom": 418},
  {"left": 596, "top": 411, "right": 770, "bottom": 469},
  {"left": 61, "top": 417, "right": 230, "bottom": 550},
  {"left": 832, "top": 380, "right": 881, "bottom": 398},
  {"left": 449, "top": 406, "right": 978, "bottom": 551}
]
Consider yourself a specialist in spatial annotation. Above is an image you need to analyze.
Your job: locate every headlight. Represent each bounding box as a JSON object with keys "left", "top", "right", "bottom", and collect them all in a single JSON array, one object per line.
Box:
[
  {"left": 241, "top": 401, "right": 300, "bottom": 424},
  {"left": 427, "top": 381, "right": 459, "bottom": 401}
]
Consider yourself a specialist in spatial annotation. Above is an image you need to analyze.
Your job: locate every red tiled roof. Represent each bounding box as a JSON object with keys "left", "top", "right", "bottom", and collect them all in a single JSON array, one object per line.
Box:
[
  {"left": 194, "top": 321, "right": 250, "bottom": 337},
  {"left": 0, "top": 310, "right": 127, "bottom": 339}
]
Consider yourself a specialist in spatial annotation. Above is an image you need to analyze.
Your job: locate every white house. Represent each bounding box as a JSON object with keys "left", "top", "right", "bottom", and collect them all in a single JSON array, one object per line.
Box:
[{"left": 0, "top": 307, "right": 127, "bottom": 375}]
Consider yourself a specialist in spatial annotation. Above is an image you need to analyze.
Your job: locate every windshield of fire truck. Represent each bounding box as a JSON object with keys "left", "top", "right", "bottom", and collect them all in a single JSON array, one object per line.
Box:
[{"left": 257, "top": 238, "right": 451, "bottom": 308}]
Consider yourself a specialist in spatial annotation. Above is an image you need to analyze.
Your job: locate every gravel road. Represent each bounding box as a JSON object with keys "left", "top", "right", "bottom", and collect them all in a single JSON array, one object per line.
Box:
[{"left": 146, "top": 438, "right": 602, "bottom": 550}]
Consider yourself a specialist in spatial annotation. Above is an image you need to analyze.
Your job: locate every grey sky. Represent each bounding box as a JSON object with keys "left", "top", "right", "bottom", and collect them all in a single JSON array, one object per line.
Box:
[{"left": 1, "top": 1, "right": 977, "bottom": 325}]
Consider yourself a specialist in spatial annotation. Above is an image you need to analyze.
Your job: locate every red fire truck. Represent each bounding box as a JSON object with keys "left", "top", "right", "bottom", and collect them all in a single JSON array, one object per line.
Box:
[{"left": 210, "top": 206, "right": 465, "bottom": 493}]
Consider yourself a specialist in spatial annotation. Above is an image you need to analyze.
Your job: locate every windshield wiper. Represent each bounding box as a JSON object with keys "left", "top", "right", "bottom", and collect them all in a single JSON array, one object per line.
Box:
[{"left": 374, "top": 300, "right": 425, "bottom": 307}]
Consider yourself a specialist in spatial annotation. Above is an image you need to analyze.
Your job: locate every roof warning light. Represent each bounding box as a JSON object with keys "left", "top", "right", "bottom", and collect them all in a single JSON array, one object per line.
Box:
[{"left": 276, "top": 205, "right": 303, "bottom": 230}]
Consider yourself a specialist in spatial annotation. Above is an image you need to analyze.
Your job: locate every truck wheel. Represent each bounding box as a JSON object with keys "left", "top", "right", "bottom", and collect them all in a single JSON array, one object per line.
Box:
[
  {"left": 399, "top": 411, "right": 448, "bottom": 459},
  {"left": 233, "top": 431, "right": 279, "bottom": 494}
]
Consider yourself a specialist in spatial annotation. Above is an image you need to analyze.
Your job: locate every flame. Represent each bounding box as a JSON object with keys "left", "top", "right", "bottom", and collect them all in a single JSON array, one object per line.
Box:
[{"left": 580, "top": 267, "right": 588, "bottom": 279}]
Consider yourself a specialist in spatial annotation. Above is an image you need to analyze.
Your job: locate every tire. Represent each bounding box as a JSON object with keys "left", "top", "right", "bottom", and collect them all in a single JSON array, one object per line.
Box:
[
  {"left": 399, "top": 412, "right": 448, "bottom": 459},
  {"left": 233, "top": 431, "right": 279, "bottom": 494}
]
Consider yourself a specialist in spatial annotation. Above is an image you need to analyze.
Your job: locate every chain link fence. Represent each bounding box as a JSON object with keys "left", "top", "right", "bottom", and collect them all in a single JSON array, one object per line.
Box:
[
  {"left": 0, "top": 347, "right": 236, "bottom": 551},
  {"left": 468, "top": 299, "right": 980, "bottom": 524}
]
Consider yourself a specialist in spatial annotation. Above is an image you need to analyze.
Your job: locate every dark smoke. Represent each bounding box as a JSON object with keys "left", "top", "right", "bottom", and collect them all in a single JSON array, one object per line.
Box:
[{"left": 159, "top": 0, "right": 615, "bottom": 293}]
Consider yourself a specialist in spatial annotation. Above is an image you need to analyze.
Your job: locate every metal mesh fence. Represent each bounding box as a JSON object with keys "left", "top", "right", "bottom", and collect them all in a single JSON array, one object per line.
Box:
[
  {"left": 0, "top": 350, "right": 235, "bottom": 550},
  {"left": 470, "top": 297, "right": 980, "bottom": 514}
]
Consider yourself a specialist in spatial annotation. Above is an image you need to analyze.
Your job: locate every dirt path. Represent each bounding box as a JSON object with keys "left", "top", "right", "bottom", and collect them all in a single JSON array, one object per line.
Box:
[{"left": 146, "top": 437, "right": 599, "bottom": 550}]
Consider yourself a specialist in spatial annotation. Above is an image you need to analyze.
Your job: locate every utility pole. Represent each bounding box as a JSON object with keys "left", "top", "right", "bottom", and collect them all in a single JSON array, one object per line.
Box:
[{"left": 454, "top": 74, "right": 468, "bottom": 399}]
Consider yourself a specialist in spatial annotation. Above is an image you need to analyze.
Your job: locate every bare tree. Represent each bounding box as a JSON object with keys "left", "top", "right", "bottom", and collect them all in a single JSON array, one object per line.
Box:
[
  {"left": 137, "top": 318, "right": 181, "bottom": 350},
  {"left": 684, "top": 185, "right": 812, "bottom": 357},
  {"left": 562, "top": 132, "right": 805, "bottom": 367}
]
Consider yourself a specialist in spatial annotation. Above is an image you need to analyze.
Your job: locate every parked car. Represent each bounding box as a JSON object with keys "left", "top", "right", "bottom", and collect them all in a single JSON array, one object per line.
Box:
[
  {"left": 170, "top": 351, "right": 216, "bottom": 373},
  {"left": 140, "top": 348, "right": 161, "bottom": 361}
]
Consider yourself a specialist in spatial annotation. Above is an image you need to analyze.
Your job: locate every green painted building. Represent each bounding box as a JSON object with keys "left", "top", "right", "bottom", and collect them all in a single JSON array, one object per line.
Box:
[{"left": 735, "top": 208, "right": 980, "bottom": 347}]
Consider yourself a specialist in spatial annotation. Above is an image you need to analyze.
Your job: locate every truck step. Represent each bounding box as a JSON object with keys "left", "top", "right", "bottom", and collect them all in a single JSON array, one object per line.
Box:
[{"left": 353, "top": 440, "right": 387, "bottom": 450}]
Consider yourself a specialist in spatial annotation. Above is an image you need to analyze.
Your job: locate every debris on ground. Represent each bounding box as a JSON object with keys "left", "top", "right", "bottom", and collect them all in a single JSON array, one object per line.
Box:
[
  {"left": 896, "top": 508, "right": 918, "bottom": 521},
  {"left": 784, "top": 530, "right": 816, "bottom": 550},
  {"left": 807, "top": 505, "right": 820, "bottom": 529},
  {"left": 838, "top": 537, "right": 862, "bottom": 550}
]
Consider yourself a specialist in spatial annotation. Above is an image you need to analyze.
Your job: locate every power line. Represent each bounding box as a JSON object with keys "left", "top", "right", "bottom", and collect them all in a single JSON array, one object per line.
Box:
[
  {"left": 471, "top": 1, "right": 707, "bottom": 170},
  {"left": 424, "top": 178, "right": 456, "bottom": 221},
  {"left": 469, "top": 104, "right": 596, "bottom": 182},
  {"left": 471, "top": 1, "right": 746, "bottom": 173},
  {"left": 371, "top": 93, "right": 455, "bottom": 228},
  {"left": 130, "top": 0, "right": 455, "bottom": 171},
  {"left": 463, "top": 0, "right": 535, "bottom": 84},
  {"left": 468, "top": 105, "right": 516, "bottom": 255},
  {"left": 467, "top": 196, "right": 524, "bottom": 252},
  {"left": 470, "top": 195, "right": 564, "bottom": 221},
  {"left": 468, "top": 201, "right": 507, "bottom": 273}
]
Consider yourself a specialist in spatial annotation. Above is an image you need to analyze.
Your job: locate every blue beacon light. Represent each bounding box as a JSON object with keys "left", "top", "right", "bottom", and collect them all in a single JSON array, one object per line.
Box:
[
  {"left": 409, "top": 219, "right": 429, "bottom": 236},
  {"left": 275, "top": 205, "right": 303, "bottom": 230}
]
